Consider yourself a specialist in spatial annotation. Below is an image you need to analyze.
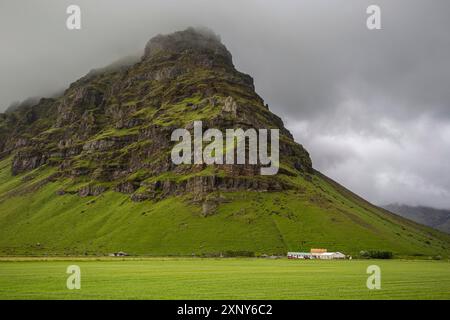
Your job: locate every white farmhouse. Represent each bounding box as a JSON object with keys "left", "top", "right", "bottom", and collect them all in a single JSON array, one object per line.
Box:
[
  {"left": 287, "top": 252, "right": 312, "bottom": 259},
  {"left": 317, "top": 252, "right": 346, "bottom": 260}
]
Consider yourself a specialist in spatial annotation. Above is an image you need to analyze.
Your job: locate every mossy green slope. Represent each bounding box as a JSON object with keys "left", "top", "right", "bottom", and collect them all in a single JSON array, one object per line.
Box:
[{"left": 0, "top": 156, "right": 448, "bottom": 257}]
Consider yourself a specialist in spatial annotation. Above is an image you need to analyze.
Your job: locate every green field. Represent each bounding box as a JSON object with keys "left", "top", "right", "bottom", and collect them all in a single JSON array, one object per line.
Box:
[{"left": 0, "top": 258, "right": 449, "bottom": 299}]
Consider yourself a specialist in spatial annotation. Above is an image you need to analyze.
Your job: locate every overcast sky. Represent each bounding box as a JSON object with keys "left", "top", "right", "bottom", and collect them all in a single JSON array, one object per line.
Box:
[{"left": 1, "top": 0, "right": 449, "bottom": 208}]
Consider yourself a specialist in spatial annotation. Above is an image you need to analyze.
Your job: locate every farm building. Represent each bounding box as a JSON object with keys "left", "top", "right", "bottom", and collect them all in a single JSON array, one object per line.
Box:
[
  {"left": 287, "top": 252, "right": 312, "bottom": 259},
  {"left": 310, "top": 248, "right": 327, "bottom": 254},
  {"left": 316, "top": 252, "right": 346, "bottom": 260},
  {"left": 108, "top": 251, "right": 129, "bottom": 257},
  {"left": 288, "top": 249, "right": 346, "bottom": 260}
]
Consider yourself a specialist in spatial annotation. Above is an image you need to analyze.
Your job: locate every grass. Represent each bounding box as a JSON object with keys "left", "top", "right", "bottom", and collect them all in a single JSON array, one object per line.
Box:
[
  {"left": 152, "top": 96, "right": 220, "bottom": 127},
  {"left": 0, "top": 258, "right": 449, "bottom": 299}
]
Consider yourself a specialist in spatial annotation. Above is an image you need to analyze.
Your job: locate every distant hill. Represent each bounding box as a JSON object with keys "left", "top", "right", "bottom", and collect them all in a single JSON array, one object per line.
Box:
[{"left": 384, "top": 204, "right": 450, "bottom": 234}]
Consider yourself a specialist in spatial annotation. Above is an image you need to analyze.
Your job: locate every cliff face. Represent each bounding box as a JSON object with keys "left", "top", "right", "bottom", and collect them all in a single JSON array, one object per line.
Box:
[{"left": 0, "top": 28, "right": 312, "bottom": 202}]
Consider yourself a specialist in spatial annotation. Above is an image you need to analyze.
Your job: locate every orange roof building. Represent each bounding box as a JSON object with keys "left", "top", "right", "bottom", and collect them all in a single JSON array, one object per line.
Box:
[{"left": 310, "top": 248, "right": 327, "bottom": 254}]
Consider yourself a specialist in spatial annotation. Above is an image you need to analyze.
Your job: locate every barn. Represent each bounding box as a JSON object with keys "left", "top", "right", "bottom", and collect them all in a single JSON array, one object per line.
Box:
[{"left": 287, "top": 252, "right": 312, "bottom": 259}]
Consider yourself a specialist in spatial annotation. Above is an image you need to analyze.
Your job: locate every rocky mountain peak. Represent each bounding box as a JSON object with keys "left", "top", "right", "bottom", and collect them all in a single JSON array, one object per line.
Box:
[{"left": 143, "top": 27, "right": 233, "bottom": 66}]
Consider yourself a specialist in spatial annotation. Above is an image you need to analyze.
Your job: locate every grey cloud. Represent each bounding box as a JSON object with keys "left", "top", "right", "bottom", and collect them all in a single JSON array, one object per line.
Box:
[{"left": 287, "top": 114, "right": 450, "bottom": 209}]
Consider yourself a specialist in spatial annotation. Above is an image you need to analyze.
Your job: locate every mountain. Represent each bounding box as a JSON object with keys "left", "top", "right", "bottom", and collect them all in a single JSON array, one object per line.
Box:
[
  {"left": 384, "top": 204, "right": 450, "bottom": 234},
  {"left": 0, "top": 28, "right": 449, "bottom": 257}
]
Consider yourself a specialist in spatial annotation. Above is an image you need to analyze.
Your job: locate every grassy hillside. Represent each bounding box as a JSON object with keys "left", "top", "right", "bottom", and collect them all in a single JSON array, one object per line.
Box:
[
  {"left": 1, "top": 258, "right": 449, "bottom": 299},
  {"left": 1, "top": 156, "right": 448, "bottom": 257}
]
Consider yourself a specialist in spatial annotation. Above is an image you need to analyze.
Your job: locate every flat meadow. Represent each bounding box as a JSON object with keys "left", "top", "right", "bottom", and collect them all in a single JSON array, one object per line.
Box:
[{"left": 0, "top": 257, "right": 449, "bottom": 299}]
